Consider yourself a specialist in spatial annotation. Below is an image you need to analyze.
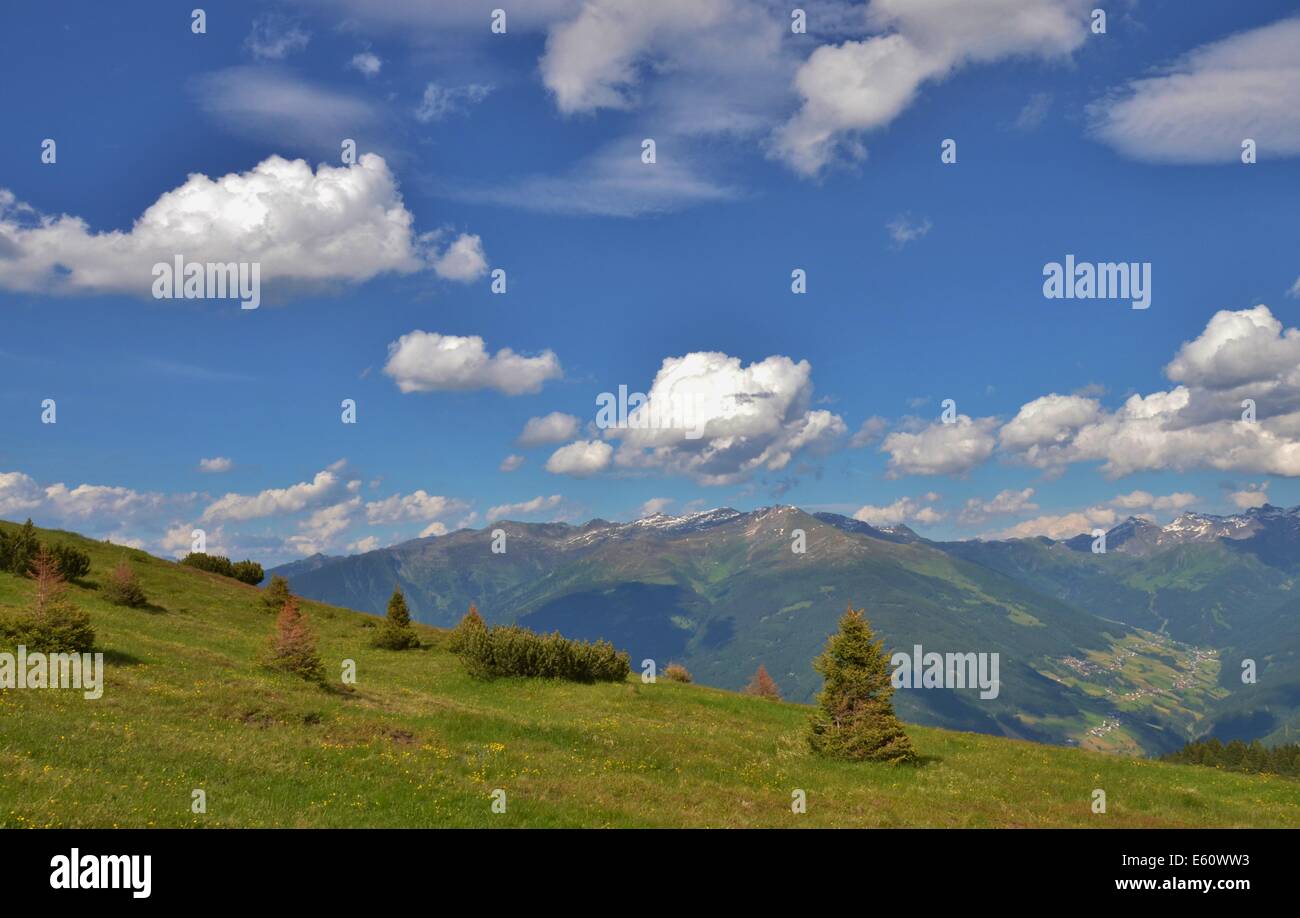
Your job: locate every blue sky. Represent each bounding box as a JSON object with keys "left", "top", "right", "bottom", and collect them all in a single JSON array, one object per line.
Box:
[{"left": 2, "top": 0, "right": 1299, "bottom": 563}]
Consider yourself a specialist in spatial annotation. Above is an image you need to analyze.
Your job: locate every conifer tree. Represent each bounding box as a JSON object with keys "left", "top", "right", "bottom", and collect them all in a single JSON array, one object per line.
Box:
[
  {"left": 372, "top": 587, "right": 420, "bottom": 650},
  {"left": 30, "top": 546, "right": 66, "bottom": 612},
  {"left": 5, "top": 519, "right": 40, "bottom": 575},
  {"left": 261, "top": 574, "right": 292, "bottom": 613},
  {"left": 102, "top": 559, "right": 148, "bottom": 608},
  {"left": 20, "top": 546, "right": 95, "bottom": 652},
  {"left": 744, "top": 663, "right": 781, "bottom": 700},
  {"left": 269, "top": 597, "right": 325, "bottom": 683},
  {"left": 807, "top": 605, "right": 917, "bottom": 763}
]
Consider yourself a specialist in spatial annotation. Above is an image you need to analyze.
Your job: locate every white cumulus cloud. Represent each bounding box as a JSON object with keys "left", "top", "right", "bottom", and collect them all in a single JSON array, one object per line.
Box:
[
  {"left": 991, "top": 506, "right": 1120, "bottom": 540},
  {"left": 853, "top": 492, "right": 944, "bottom": 527},
  {"left": 638, "top": 497, "right": 674, "bottom": 517},
  {"left": 0, "top": 153, "right": 484, "bottom": 298},
  {"left": 998, "top": 306, "right": 1300, "bottom": 477},
  {"left": 546, "top": 440, "right": 614, "bottom": 477},
  {"left": 1229, "top": 483, "right": 1270, "bottom": 509},
  {"left": 430, "top": 232, "right": 488, "bottom": 282},
  {"left": 606, "top": 351, "right": 846, "bottom": 485},
  {"left": 881, "top": 415, "right": 999, "bottom": 477},
  {"left": 364, "top": 490, "right": 469, "bottom": 526},
  {"left": 202, "top": 465, "right": 343, "bottom": 522},
  {"left": 1110, "top": 490, "right": 1198, "bottom": 512},
  {"left": 518, "top": 412, "right": 581, "bottom": 447},
  {"left": 382, "top": 331, "right": 562, "bottom": 396},
  {"left": 774, "top": 0, "right": 1089, "bottom": 175},
  {"left": 198, "top": 457, "right": 233, "bottom": 473},
  {"left": 958, "top": 488, "right": 1038, "bottom": 525}
]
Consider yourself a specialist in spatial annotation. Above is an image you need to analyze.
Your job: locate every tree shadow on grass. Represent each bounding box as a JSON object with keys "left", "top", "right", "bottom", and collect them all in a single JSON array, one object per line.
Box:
[{"left": 100, "top": 648, "right": 145, "bottom": 665}]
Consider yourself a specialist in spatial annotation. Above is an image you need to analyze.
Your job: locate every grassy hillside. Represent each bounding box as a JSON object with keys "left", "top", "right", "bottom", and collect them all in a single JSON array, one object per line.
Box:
[{"left": 2, "top": 521, "right": 1297, "bottom": 828}]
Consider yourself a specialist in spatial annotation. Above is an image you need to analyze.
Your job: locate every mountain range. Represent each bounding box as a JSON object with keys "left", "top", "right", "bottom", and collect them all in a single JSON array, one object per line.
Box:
[{"left": 272, "top": 504, "right": 1300, "bottom": 755}]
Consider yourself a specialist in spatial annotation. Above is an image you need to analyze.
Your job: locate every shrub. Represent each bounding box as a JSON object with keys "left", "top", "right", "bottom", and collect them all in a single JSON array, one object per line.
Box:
[
  {"left": 231, "top": 560, "right": 265, "bottom": 585},
  {"left": 0, "top": 547, "right": 95, "bottom": 653},
  {"left": 13, "top": 604, "right": 96, "bottom": 654},
  {"left": 181, "top": 552, "right": 236, "bottom": 576},
  {"left": 102, "top": 559, "right": 148, "bottom": 608},
  {"left": 372, "top": 588, "right": 420, "bottom": 650},
  {"left": 261, "top": 575, "right": 292, "bottom": 613},
  {"left": 49, "top": 543, "right": 91, "bottom": 581},
  {"left": 457, "top": 619, "right": 629, "bottom": 683},
  {"left": 807, "top": 605, "right": 916, "bottom": 764},
  {"left": 268, "top": 597, "right": 325, "bottom": 683},
  {"left": 0, "top": 519, "right": 40, "bottom": 576},
  {"left": 447, "top": 604, "right": 486, "bottom": 653},
  {"left": 744, "top": 663, "right": 781, "bottom": 700},
  {"left": 663, "top": 663, "right": 692, "bottom": 683},
  {"left": 181, "top": 552, "right": 264, "bottom": 584},
  {"left": 0, "top": 526, "right": 90, "bottom": 581}
]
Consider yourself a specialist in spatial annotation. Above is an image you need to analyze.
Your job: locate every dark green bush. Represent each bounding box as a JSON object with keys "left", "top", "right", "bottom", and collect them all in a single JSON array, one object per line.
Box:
[
  {"left": 231, "top": 560, "right": 264, "bottom": 585},
  {"left": 0, "top": 525, "right": 92, "bottom": 581},
  {"left": 180, "top": 552, "right": 236, "bottom": 576},
  {"left": 0, "top": 519, "right": 40, "bottom": 575},
  {"left": 1, "top": 604, "right": 96, "bottom": 654},
  {"left": 181, "top": 552, "right": 264, "bottom": 584},
  {"left": 50, "top": 543, "right": 91, "bottom": 581},
  {"left": 456, "top": 618, "right": 629, "bottom": 683}
]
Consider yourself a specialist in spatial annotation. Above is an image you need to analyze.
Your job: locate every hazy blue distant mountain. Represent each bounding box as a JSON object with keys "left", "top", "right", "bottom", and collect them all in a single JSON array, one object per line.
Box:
[{"left": 272, "top": 504, "right": 1300, "bottom": 753}]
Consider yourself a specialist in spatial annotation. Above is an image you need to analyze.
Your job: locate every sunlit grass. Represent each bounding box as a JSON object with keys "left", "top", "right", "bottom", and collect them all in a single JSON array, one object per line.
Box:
[{"left": 2, "top": 521, "right": 1296, "bottom": 828}]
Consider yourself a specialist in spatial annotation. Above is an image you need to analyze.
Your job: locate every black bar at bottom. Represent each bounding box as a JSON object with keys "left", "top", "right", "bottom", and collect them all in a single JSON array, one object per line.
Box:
[{"left": 0, "top": 827, "right": 1286, "bottom": 904}]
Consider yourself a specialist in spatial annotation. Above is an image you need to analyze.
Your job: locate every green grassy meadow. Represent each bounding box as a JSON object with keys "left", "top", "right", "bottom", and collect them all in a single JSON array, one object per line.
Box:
[{"left": 2, "top": 522, "right": 1297, "bottom": 828}]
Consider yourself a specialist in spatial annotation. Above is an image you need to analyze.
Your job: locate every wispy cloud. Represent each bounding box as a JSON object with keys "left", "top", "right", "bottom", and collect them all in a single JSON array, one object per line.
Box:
[
  {"left": 415, "top": 82, "right": 492, "bottom": 122},
  {"left": 886, "top": 213, "right": 932, "bottom": 250},
  {"left": 244, "top": 14, "right": 310, "bottom": 61},
  {"left": 1012, "top": 92, "right": 1053, "bottom": 131},
  {"left": 455, "top": 141, "right": 740, "bottom": 217}
]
